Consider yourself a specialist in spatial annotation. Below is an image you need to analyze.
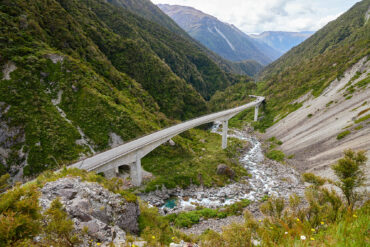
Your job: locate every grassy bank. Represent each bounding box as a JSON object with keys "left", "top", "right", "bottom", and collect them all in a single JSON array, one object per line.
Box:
[{"left": 142, "top": 128, "right": 249, "bottom": 192}]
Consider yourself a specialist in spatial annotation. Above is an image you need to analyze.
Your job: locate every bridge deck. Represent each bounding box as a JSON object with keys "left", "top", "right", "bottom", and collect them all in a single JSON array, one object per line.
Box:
[{"left": 72, "top": 96, "right": 264, "bottom": 172}]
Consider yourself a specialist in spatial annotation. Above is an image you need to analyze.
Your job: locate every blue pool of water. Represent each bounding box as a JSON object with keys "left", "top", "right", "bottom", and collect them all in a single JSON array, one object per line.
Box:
[{"left": 164, "top": 198, "right": 177, "bottom": 209}]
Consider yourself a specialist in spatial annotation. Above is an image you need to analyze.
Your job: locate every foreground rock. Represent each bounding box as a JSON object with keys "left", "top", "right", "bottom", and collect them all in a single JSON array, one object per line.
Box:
[{"left": 39, "top": 177, "right": 140, "bottom": 246}]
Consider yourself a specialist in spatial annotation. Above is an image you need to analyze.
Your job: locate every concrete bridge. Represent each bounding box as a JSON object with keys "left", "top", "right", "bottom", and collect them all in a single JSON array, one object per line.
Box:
[{"left": 71, "top": 96, "right": 265, "bottom": 186}]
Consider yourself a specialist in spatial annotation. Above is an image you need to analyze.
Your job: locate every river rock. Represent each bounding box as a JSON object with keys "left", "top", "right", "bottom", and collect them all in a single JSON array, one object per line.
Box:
[
  {"left": 216, "top": 164, "right": 235, "bottom": 179},
  {"left": 39, "top": 177, "right": 140, "bottom": 245}
]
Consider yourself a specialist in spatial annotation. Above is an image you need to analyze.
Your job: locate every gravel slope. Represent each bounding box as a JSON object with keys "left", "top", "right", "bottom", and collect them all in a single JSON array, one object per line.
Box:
[{"left": 264, "top": 56, "right": 370, "bottom": 185}]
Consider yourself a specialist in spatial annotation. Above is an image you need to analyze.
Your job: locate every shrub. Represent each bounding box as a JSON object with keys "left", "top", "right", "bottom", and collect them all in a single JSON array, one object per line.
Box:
[
  {"left": 42, "top": 198, "right": 81, "bottom": 246},
  {"left": 354, "top": 114, "right": 370, "bottom": 123},
  {"left": 166, "top": 200, "right": 250, "bottom": 228},
  {"left": 332, "top": 149, "right": 367, "bottom": 207},
  {"left": 138, "top": 201, "right": 175, "bottom": 245},
  {"left": 260, "top": 197, "right": 285, "bottom": 219},
  {"left": 337, "top": 130, "right": 351, "bottom": 139},
  {"left": 0, "top": 184, "right": 41, "bottom": 247},
  {"left": 266, "top": 150, "right": 285, "bottom": 162},
  {"left": 0, "top": 173, "right": 10, "bottom": 193},
  {"left": 302, "top": 173, "right": 326, "bottom": 187}
]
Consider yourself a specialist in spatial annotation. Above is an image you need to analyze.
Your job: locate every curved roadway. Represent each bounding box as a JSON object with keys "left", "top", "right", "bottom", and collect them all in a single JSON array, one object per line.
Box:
[{"left": 71, "top": 96, "right": 265, "bottom": 172}]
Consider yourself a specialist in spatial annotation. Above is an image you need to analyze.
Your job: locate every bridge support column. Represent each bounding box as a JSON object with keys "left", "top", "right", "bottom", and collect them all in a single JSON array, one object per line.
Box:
[
  {"left": 222, "top": 120, "right": 228, "bottom": 149},
  {"left": 254, "top": 104, "right": 259, "bottom": 122},
  {"left": 131, "top": 153, "right": 143, "bottom": 186}
]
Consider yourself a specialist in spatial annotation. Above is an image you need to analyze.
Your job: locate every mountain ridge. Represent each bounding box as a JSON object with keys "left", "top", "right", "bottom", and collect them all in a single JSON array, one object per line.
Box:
[
  {"left": 158, "top": 3, "right": 280, "bottom": 65},
  {"left": 250, "top": 31, "right": 314, "bottom": 54}
]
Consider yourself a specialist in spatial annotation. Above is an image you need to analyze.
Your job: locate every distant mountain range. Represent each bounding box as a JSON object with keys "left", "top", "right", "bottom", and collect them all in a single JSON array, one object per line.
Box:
[
  {"left": 250, "top": 31, "right": 314, "bottom": 54},
  {"left": 158, "top": 4, "right": 314, "bottom": 65}
]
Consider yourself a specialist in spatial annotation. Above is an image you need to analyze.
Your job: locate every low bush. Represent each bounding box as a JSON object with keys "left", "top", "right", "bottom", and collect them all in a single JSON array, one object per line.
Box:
[
  {"left": 302, "top": 173, "right": 326, "bottom": 187},
  {"left": 266, "top": 150, "right": 285, "bottom": 162},
  {"left": 337, "top": 130, "right": 351, "bottom": 139},
  {"left": 354, "top": 114, "right": 370, "bottom": 124},
  {"left": 166, "top": 199, "right": 251, "bottom": 228}
]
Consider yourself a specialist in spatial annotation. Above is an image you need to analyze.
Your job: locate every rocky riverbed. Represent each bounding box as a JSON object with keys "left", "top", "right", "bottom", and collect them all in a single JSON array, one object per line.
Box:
[{"left": 140, "top": 125, "right": 306, "bottom": 217}]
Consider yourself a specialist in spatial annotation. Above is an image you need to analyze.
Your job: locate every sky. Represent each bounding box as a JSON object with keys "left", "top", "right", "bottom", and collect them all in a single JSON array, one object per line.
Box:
[{"left": 151, "top": 0, "right": 361, "bottom": 33}]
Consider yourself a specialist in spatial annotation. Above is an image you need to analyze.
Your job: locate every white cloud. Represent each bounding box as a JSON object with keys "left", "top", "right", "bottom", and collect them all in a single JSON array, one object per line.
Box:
[{"left": 151, "top": 0, "right": 360, "bottom": 33}]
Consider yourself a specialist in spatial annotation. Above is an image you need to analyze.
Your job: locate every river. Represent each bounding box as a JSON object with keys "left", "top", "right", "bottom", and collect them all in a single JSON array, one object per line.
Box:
[{"left": 140, "top": 124, "right": 305, "bottom": 214}]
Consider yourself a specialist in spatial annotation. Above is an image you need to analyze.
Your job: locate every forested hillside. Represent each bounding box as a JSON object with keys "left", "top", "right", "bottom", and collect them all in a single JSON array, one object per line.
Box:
[{"left": 0, "top": 0, "right": 252, "bottom": 178}]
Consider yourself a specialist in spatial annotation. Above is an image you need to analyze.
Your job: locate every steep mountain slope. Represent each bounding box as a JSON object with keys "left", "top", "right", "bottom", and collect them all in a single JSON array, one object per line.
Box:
[
  {"left": 107, "top": 0, "right": 189, "bottom": 37},
  {"left": 158, "top": 4, "right": 280, "bottom": 65},
  {"left": 258, "top": 0, "right": 370, "bottom": 128},
  {"left": 211, "top": 0, "right": 370, "bottom": 179},
  {"left": 250, "top": 31, "right": 314, "bottom": 54},
  {"left": 0, "top": 0, "right": 253, "bottom": 179},
  {"left": 110, "top": 0, "right": 263, "bottom": 77}
]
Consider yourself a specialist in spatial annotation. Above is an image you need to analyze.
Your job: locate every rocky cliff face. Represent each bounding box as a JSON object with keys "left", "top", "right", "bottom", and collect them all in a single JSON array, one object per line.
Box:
[{"left": 39, "top": 177, "right": 140, "bottom": 245}]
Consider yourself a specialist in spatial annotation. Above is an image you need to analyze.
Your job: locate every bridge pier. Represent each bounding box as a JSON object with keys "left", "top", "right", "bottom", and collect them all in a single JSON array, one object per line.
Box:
[
  {"left": 131, "top": 153, "right": 143, "bottom": 186},
  {"left": 254, "top": 104, "right": 259, "bottom": 122},
  {"left": 222, "top": 120, "right": 228, "bottom": 149}
]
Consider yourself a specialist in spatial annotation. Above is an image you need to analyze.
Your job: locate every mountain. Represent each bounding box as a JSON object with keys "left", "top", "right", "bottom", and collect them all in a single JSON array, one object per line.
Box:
[
  {"left": 0, "top": 0, "right": 257, "bottom": 178},
  {"left": 158, "top": 4, "right": 280, "bottom": 65},
  {"left": 109, "top": 0, "right": 264, "bottom": 77},
  {"left": 250, "top": 31, "right": 314, "bottom": 54},
  {"left": 211, "top": 0, "right": 370, "bottom": 178}
]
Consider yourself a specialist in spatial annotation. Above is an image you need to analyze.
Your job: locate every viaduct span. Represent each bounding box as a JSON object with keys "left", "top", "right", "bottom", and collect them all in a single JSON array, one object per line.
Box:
[{"left": 71, "top": 96, "right": 265, "bottom": 186}]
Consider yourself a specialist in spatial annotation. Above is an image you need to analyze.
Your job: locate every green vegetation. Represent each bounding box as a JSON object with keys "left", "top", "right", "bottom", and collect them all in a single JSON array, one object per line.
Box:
[
  {"left": 354, "top": 114, "right": 370, "bottom": 123},
  {"left": 287, "top": 154, "right": 295, "bottom": 159},
  {"left": 1, "top": 151, "right": 368, "bottom": 246},
  {"left": 302, "top": 173, "right": 326, "bottom": 187},
  {"left": 199, "top": 199, "right": 369, "bottom": 247},
  {"left": 0, "top": 168, "right": 137, "bottom": 246},
  {"left": 165, "top": 200, "right": 251, "bottom": 228},
  {"left": 268, "top": 137, "right": 283, "bottom": 145},
  {"left": 332, "top": 150, "right": 367, "bottom": 207},
  {"left": 266, "top": 150, "right": 285, "bottom": 162},
  {"left": 0, "top": 173, "right": 10, "bottom": 193},
  {"left": 337, "top": 130, "right": 351, "bottom": 140},
  {"left": 326, "top": 101, "right": 334, "bottom": 107},
  {"left": 197, "top": 150, "right": 369, "bottom": 247},
  {"left": 42, "top": 198, "right": 81, "bottom": 246},
  {"left": 0, "top": 0, "right": 252, "bottom": 178},
  {"left": 354, "top": 75, "right": 370, "bottom": 88},
  {"left": 142, "top": 128, "right": 249, "bottom": 191}
]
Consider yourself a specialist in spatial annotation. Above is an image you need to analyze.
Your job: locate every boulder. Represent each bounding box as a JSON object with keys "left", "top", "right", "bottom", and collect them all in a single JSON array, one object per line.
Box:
[
  {"left": 40, "top": 177, "right": 140, "bottom": 244},
  {"left": 216, "top": 164, "right": 235, "bottom": 179}
]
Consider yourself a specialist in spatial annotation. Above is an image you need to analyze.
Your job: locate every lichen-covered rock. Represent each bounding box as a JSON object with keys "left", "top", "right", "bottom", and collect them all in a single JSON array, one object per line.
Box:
[{"left": 39, "top": 177, "right": 140, "bottom": 245}]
